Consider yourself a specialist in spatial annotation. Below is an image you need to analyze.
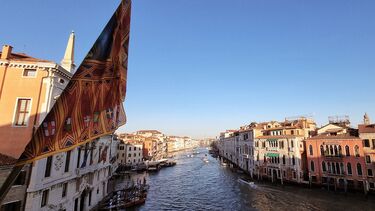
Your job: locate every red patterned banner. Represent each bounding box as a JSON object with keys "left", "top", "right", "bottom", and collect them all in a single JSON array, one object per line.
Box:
[{"left": 17, "top": 0, "right": 131, "bottom": 164}]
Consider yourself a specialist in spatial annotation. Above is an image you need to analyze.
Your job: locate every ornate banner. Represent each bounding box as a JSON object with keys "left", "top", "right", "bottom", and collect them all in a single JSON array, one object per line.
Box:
[{"left": 17, "top": 0, "right": 131, "bottom": 164}]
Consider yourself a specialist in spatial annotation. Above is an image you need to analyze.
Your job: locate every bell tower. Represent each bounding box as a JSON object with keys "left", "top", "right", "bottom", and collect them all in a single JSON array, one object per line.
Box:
[
  {"left": 364, "top": 113, "right": 370, "bottom": 125},
  {"left": 61, "top": 31, "right": 76, "bottom": 73}
]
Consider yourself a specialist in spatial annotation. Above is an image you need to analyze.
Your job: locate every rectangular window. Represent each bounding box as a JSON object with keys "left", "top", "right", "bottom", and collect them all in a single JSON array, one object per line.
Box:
[
  {"left": 23, "top": 68, "right": 37, "bottom": 77},
  {"left": 364, "top": 139, "right": 370, "bottom": 147},
  {"left": 45, "top": 156, "right": 52, "bottom": 177},
  {"left": 90, "top": 143, "right": 94, "bottom": 165},
  {"left": 14, "top": 98, "right": 31, "bottom": 126},
  {"left": 77, "top": 148, "right": 81, "bottom": 168},
  {"left": 74, "top": 198, "right": 78, "bottom": 211},
  {"left": 366, "top": 155, "right": 371, "bottom": 164},
  {"left": 41, "top": 190, "right": 49, "bottom": 207},
  {"left": 89, "top": 190, "right": 92, "bottom": 206},
  {"left": 368, "top": 169, "right": 373, "bottom": 177},
  {"left": 65, "top": 150, "right": 71, "bottom": 172},
  {"left": 62, "top": 183, "right": 68, "bottom": 197},
  {"left": 372, "top": 139, "right": 375, "bottom": 149},
  {"left": 98, "top": 146, "right": 102, "bottom": 162}
]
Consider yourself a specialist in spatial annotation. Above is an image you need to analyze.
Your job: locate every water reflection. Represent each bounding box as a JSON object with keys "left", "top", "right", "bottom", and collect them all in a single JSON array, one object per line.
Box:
[{"left": 114, "top": 148, "right": 375, "bottom": 211}]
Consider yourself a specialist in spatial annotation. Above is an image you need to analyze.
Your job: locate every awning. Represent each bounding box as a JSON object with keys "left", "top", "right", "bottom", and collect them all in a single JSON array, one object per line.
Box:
[{"left": 266, "top": 153, "right": 279, "bottom": 157}]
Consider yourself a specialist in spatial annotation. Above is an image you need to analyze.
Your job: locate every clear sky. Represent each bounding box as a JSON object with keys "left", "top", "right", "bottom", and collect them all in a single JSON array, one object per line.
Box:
[{"left": 1, "top": 0, "right": 375, "bottom": 138}]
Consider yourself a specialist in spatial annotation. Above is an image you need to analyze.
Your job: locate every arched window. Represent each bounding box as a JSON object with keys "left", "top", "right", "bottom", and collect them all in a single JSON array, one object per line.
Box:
[
  {"left": 327, "top": 162, "right": 331, "bottom": 173},
  {"left": 326, "top": 145, "right": 329, "bottom": 155},
  {"left": 338, "top": 145, "right": 342, "bottom": 156},
  {"left": 357, "top": 163, "right": 362, "bottom": 176},
  {"left": 322, "top": 161, "right": 326, "bottom": 172},
  {"left": 309, "top": 145, "right": 313, "bottom": 156},
  {"left": 340, "top": 163, "right": 344, "bottom": 175},
  {"left": 334, "top": 145, "right": 338, "bottom": 156},
  {"left": 347, "top": 163, "right": 352, "bottom": 175},
  {"left": 282, "top": 155, "right": 286, "bottom": 165},
  {"left": 310, "top": 161, "right": 315, "bottom": 172},
  {"left": 257, "top": 153, "right": 259, "bottom": 161},
  {"left": 335, "top": 163, "right": 340, "bottom": 174},
  {"left": 320, "top": 145, "right": 324, "bottom": 156},
  {"left": 345, "top": 145, "right": 350, "bottom": 156},
  {"left": 330, "top": 145, "right": 334, "bottom": 155},
  {"left": 354, "top": 145, "right": 360, "bottom": 157},
  {"left": 331, "top": 163, "right": 336, "bottom": 174}
]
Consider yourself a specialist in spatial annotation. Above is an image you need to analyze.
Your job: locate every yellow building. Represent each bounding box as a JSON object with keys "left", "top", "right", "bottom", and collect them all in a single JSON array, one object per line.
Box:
[
  {"left": 0, "top": 32, "right": 74, "bottom": 210},
  {"left": 0, "top": 33, "right": 74, "bottom": 159}
]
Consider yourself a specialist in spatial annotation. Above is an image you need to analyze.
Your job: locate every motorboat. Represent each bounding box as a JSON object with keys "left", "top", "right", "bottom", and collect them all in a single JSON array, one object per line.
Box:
[
  {"left": 238, "top": 178, "right": 256, "bottom": 188},
  {"left": 202, "top": 154, "right": 209, "bottom": 163}
]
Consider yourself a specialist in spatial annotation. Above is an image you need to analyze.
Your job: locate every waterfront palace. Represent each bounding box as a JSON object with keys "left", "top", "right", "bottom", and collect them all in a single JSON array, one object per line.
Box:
[{"left": 217, "top": 115, "right": 375, "bottom": 194}]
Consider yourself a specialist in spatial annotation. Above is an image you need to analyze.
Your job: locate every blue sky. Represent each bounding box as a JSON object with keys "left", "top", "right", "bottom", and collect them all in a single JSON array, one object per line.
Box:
[{"left": 1, "top": 0, "right": 374, "bottom": 138}]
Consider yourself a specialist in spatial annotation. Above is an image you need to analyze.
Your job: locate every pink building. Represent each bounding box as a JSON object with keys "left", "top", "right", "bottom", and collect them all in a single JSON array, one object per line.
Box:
[{"left": 306, "top": 134, "right": 367, "bottom": 191}]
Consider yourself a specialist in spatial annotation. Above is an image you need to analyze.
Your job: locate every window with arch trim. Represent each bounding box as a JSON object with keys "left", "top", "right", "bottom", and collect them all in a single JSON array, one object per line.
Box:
[
  {"left": 310, "top": 161, "right": 315, "bottom": 172},
  {"left": 320, "top": 145, "right": 324, "bottom": 156},
  {"left": 292, "top": 156, "right": 295, "bottom": 165},
  {"left": 309, "top": 145, "right": 313, "bottom": 156},
  {"left": 357, "top": 163, "right": 362, "bottom": 176},
  {"left": 354, "top": 145, "right": 360, "bottom": 157},
  {"left": 347, "top": 162, "right": 352, "bottom": 175},
  {"left": 345, "top": 145, "right": 350, "bottom": 156},
  {"left": 322, "top": 161, "right": 326, "bottom": 172}
]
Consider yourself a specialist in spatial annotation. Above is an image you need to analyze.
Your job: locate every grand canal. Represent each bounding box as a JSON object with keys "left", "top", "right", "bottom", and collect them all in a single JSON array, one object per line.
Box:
[{"left": 117, "top": 148, "right": 375, "bottom": 211}]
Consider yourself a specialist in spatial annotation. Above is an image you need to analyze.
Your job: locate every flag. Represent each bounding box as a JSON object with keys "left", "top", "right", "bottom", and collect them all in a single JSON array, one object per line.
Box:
[{"left": 17, "top": 0, "right": 131, "bottom": 164}]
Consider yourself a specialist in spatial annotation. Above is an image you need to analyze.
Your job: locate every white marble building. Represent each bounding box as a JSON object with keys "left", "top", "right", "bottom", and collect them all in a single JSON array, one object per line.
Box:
[{"left": 24, "top": 135, "right": 116, "bottom": 211}]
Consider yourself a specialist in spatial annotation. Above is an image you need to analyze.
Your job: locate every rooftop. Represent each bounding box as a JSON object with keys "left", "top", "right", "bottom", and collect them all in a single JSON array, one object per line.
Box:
[
  {"left": 358, "top": 124, "right": 375, "bottom": 133},
  {"left": 0, "top": 52, "right": 52, "bottom": 63}
]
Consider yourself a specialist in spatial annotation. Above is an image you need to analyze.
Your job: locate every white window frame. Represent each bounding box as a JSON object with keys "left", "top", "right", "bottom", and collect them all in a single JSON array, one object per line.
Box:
[
  {"left": 12, "top": 97, "right": 33, "bottom": 127},
  {"left": 22, "top": 68, "right": 38, "bottom": 78}
]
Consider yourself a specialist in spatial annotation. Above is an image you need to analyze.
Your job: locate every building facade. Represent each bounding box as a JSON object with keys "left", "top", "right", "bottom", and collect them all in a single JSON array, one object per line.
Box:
[
  {"left": 0, "top": 34, "right": 73, "bottom": 210},
  {"left": 24, "top": 135, "right": 115, "bottom": 211},
  {"left": 306, "top": 134, "right": 367, "bottom": 191},
  {"left": 358, "top": 113, "right": 375, "bottom": 192}
]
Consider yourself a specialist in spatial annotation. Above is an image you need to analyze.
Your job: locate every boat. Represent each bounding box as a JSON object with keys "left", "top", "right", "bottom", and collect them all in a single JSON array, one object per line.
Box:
[
  {"left": 221, "top": 162, "right": 227, "bottom": 167},
  {"left": 238, "top": 178, "right": 256, "bottom": 188},
  {"left": 99, "top": 182, "right": 148, "bottom": 210},
  {"left": 147, "top": 166, "right": 160, "bottom": 171},
  {"left": 202, "top": 154, "right": 209, "bottom": 163},
  {"left": 165, "top": 160, "right": 177, "bottom": 167}
]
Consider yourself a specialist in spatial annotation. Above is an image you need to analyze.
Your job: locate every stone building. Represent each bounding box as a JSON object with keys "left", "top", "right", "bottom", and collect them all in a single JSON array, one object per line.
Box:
[
  {"left": 306, "top": 133, "right": 367, "bottom": 192},
  {"left": 117, "top": 140, "right": 143, "bottom": 166}
]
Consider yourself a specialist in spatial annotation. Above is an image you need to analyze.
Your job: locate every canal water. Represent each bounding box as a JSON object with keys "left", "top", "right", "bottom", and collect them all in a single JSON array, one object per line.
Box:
[{"left": 116, "top": 148, "right": 375, "bottom": 211}]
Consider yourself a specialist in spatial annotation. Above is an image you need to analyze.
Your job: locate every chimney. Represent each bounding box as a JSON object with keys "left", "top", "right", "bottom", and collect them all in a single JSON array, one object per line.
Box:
[{"left": 1, "top": 45, "right": 13, "bottom": 60}]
